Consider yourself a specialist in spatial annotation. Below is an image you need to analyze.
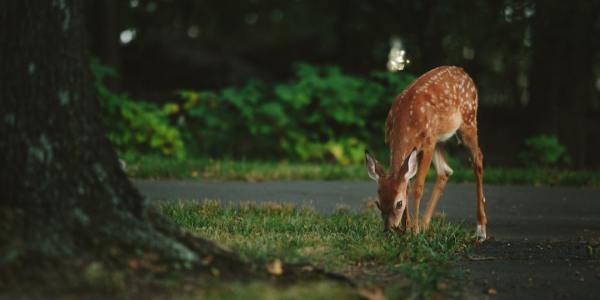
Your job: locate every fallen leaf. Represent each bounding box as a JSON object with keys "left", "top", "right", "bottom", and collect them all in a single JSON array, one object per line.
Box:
[
  {"left": 266, "top": 259, "right": 283, "bottom": 276},
  {"left": 487, "top": 287, "right": 497, "bottom": 296},
  {"left": 358, "top": 288, "right": 386, "bottom": 300}
]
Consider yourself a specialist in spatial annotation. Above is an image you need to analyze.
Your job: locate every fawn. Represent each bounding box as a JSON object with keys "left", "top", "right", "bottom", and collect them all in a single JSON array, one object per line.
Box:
[{"left": 365, "top": 66, "right": 487, "bottom": 242}]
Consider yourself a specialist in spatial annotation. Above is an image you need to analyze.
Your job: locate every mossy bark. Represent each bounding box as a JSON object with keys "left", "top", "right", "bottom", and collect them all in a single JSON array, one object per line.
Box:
[{"left": 0, "top": 0, "right": 248, "bottom": 275}]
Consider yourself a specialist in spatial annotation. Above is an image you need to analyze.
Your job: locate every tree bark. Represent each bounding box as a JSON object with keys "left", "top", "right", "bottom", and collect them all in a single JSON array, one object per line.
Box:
[{"left": 0, "top": 0, "right": 245, "bottom": 274}]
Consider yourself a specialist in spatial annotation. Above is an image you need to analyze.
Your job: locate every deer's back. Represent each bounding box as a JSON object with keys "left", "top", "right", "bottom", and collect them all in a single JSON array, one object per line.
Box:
[{"left": 385, "top": 66, "right": 478, "bottom": 146}]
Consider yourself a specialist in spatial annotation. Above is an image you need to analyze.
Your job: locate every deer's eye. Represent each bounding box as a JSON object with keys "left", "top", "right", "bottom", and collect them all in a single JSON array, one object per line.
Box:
[{"left": 395, "top": 201, "right": 403, "bottom": 210}]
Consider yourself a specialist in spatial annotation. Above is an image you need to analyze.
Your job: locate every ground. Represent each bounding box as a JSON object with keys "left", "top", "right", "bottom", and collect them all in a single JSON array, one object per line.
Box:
[{"left": 136, "top": 180, "right": 600, "bottom": 299}]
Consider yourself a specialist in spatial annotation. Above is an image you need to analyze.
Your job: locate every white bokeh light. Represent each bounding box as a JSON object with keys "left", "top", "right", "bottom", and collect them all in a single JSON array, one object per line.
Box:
[
  {"left": 120, "top": 29, "right": 137, "bottom": 45},
  {"left": 387, "top": 37, "right": 410, "bottom": 72}
]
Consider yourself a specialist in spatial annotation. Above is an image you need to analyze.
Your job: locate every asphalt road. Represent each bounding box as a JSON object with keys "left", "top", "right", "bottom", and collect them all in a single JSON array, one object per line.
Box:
[{"left": 134, "top": 180, "right": 600, "bottom": 299}]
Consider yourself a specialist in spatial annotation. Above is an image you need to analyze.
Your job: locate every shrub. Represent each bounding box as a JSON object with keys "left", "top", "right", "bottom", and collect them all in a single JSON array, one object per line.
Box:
[
  {"left": 519, "top": 134, "right": 570, "bottom": 168},
  {"left": 91, "top": 60, "right": 185, "bottom": 160},
  {"left": 176, "top": 64, "right": 415, "bottom": 164}
]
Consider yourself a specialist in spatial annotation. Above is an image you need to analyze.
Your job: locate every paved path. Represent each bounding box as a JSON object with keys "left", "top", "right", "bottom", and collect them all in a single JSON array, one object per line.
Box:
[{"left": 134, "top": 180, "right": 600, "bottom": 299}]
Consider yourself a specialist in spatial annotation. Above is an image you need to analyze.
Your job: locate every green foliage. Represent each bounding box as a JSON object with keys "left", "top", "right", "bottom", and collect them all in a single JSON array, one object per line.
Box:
[
  {"left": 519, "top": 135, "right": 570, "bottom": 168},
  {"left": 91, "top": 60, "right": 185, "bottom": 159},
  {"left": 124, "top": 155, "right": 600, "bottom": 186},
  {"left": 160, "top": 201, "right": 472, "bottom": 298},
  {"left": 175, "top": 64, "right": 415, "bottom": 164}
]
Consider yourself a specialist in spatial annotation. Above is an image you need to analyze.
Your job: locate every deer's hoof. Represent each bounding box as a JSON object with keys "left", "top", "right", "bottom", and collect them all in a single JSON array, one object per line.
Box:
[
  {"left": 475, "top": 224, "right": 487, "bottom": 243},
  {"left": 410, "top": 224, "right": 420, "bottom": 234}
]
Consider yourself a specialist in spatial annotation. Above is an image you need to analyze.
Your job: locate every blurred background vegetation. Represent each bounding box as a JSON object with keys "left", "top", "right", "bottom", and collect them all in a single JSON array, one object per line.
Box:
[{"left": 86, "top": 0, "right": 600, "bottom": 170}]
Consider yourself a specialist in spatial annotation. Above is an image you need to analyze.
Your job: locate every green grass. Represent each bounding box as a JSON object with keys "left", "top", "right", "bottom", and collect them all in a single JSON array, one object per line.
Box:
[
  {"left": 159, "top": 200, "right": 473, "bottom": 299},
  {"left": 125, "top": 156, "right": 363, "bottom": 181},
  {"left": 184, "top": 281, "right": 357, "bottom": 300},
  {"left": 126, "top": 155, "right": 600, "bottom": 186}
]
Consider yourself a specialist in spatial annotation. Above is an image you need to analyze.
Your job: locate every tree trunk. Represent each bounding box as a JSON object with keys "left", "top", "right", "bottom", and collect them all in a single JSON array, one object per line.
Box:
[
  {"left": 528, "top": 1, "right": 599, "bottom": 167},
  {"left": 0, "top": 0, "right": 245, "bottom": 275}
]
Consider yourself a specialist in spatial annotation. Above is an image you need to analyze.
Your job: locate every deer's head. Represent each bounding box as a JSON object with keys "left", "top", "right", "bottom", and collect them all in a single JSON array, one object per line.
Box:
[{"left": 365, "top": 150, "right": 418, "bottom": 233}]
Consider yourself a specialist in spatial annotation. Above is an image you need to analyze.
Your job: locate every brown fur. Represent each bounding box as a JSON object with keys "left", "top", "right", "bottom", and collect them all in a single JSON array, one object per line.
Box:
[{"left": 367, "top": 66, "right": 488, "bottom": 240}]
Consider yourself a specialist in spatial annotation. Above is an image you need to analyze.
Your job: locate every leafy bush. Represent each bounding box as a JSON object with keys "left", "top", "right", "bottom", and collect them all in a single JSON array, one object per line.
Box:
[
  {"left": 519, "top": 134, "right": 570, "bottom": 167},
  {"left": 91, "top": 60, "right": 185, "bottom": 160},
  {"left": 175, "top": 64, "right": 415, "bottom": 164}
]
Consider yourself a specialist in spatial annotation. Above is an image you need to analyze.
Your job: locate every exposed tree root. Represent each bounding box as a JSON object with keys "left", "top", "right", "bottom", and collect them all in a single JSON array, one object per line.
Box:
[{"left": 1, "top": 205, "right": 356, "bottom": 297}]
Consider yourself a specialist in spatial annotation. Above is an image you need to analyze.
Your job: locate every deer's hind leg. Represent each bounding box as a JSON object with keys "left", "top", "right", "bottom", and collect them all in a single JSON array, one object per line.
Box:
[
  {"left": 422, "top": 147, "right": 453, "bottom": 230},
  {"left": 459, "top": 125, "right": 488, "bottom": 242}
]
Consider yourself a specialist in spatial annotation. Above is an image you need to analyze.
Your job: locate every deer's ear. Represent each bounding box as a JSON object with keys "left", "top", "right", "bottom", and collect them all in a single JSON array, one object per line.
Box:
[
  {"left": 404, "top": 150, "right": 419, "bottom": 180},
  {"left": 365, "top": 150, "right": 385, "bottom": 182}
]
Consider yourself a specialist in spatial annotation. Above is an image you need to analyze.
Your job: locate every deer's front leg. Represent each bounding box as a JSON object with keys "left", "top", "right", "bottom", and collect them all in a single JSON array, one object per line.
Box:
[
  {"left": 411, "top": 146, "right": 434, "bottom": 234},
  {"left": 422, "top": 148, "right": 453, "bottom": 230}
]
